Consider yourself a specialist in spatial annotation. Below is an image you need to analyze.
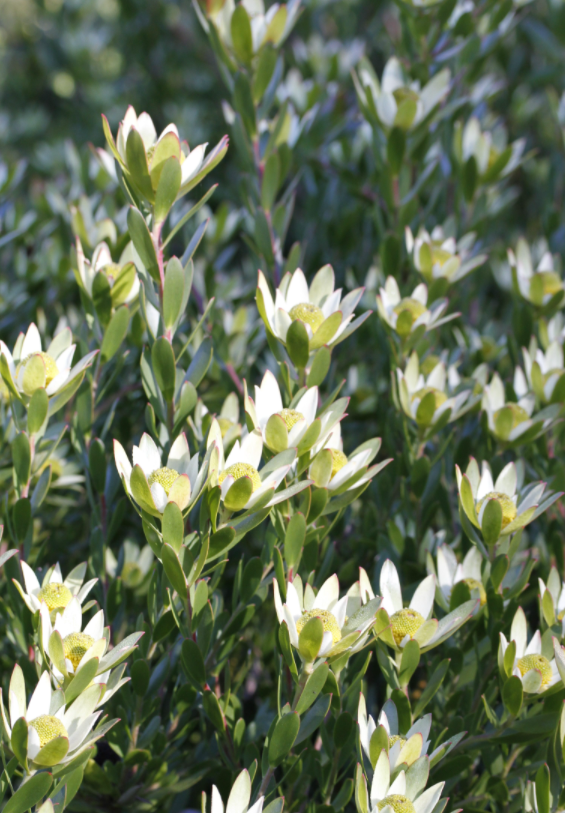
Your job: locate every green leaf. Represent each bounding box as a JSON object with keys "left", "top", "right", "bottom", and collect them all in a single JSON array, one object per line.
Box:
[
  {"left": 252, "top": 45, "right": 277, "bottom": 102},
  {"left": 298, "top": 615, "right": 323, "bottom": 663},
  {"left": 27, "top": 387, "right": 48, "bottom": 436},
  {"left": 387, "top": 126, "right": 406, "bottom": 176},
  {"left": 88, "top": 438, "right": 106, "bottom": 494},
  {"left": 278, "top": 623, "right": 297, "bottom": 677},
  {"left": 13, "top": 498, "right": 31, "bottom": 546},
  {"left": 481, "top": 498, "right": 502, "bottom": 547},
  {"left": 241, "top": 557, "right": 263, "bottom": 604},
  {"left": 162, "top": 502, "right": 184, "bottom": 553},
  {"left": 415, "top": 391, "right": 437, "bottom": 427},
  {"left": 92, "top": 272, "right": 113, "bottom": 326},
  {"left": 268, "top": 712, "right": 300, "bottom": 767},
  {"left": 265, "top": 413, "right": 288, "bottom": 453},
  {"left": 284, "top": 512, "right": 306, "bottom": 569},
  {"left": 261, "top": 152, "right": 280, "bottom": 212},
  {"left": 355, "top": 763, "right": 369, "bottom": 813},
  {"left": 310, "top": 449, "right": 332, "bottom": 488},
  {"left": 12, "top": 432, "right": 31, "bottom": 490},
  {"left": 33, "top": 736, "right": 69, "bottom": 767},
  {"left": 307, "top": 347, "right": 331, "bottom": 387},
  {"left": 161, "top": 543, "right": 187, "bottom": 596},
  {"left": 154, "top": 156, "right": 182, "bottom": 224},
  {"left": 502, "top": 675, "right": 523, "bottom": 717},
  {"left": 296, "top": 419, "right": 321, "bottom": 455},
  {"left": 181, "top": 639, "right": 206, "bottom": 687},
  {"left": 309, "top": 312, "right": 342, "bottom": 350},
  {"left": 48, "top": 630, "right": 68, "bottom": 677},
  {"left": 127, "top": 207, "right": 160, "bottom": 283},
  {"left": 462, "top": 155, "right": 477, "bottom": 202},
  {"left": 413, "top": 659, "right": 450, "bottom": 717},
  {"left": 286, "top": 319, "right": 310, "bottom": 369},
  {"left": 202, "top": 689, "right": 225, "bottom": 732},
  {"left": 110, "top": 262, "right": 136, "bottom": 307},
  {"left": 125, "top": 128, "right": 154, "bottom": 202},
  {"left": 21, "top": 354, "right": 45, "bottom": 396},
  {"left": 3, "top": 771, "right": 53, "bottom": 813},
  {"left": 535, "top": 764, "right": 551, "bottom": 813},
  {"left": 64, "top": 657, "right": 99, "bottom": 704},
  {"left": 398, "top": 639, "right": 420, "bottom": 688},
  {"left": 295, "top": 662, "right": 329, "bottom": 715},
  {"left": 231, "top": 5, "right": 253, "bottom": 64},
  {"left": 152, "top": 337, "right": 176, "bottom": 402},
  {"left": 186, "top": 338, "right": 213, "bottom": 388},
  {"left": 101, "top": 305, "right": 130, "bottom": 363},
  {"left": 503, "top": 640, "right": 517, "bottom": 678},
  {"left": 491, "top": 555, "right": 509, "bottom": 592},
  {"left": 369, "top": 725, "right": 389, "bottom": 768},
  {"left": 224, "top": 476, "right": 253, "bottom": 512},
  {"left": 163, "top": 258, "right": 185, "bottom": 330},
  {"left": 10, "top": 718, "right": 28, "bottom": 769},
  {"left": 233, "top": 72, "right": 257, "bottom": 137}
]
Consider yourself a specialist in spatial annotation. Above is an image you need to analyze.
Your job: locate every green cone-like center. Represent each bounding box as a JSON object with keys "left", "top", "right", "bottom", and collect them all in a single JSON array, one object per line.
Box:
[
  {"left": 329, "top": 449, "right": 348, "bottom": 480},
  {"left": 219, "top": 462, "right": 261, "bottom": 492},
  {"left": 18, "top": 352, "right": 59, "bottom": 387},
  {"left": 63, "top": 632, "right": 95, "bottom": 670},
  {"left": 288, "top": 302, "right": 324, "bottom": 333},
  {"left": 517, "top": 654, "right": 553, "bottom": 687},
  {"left": 461, "top": 577, "right": 486, "bottom": 606},
  {"left": 390, "top": 608, "right": 424, "bottom": 646},
  {"left": 148, "top": 466, "right": 180, "bottom": 496},
  {"left": 30, "top": 715, "right": 68, "bottom": 748},
  {"left": 279, "top": 408, "right": 304, "bottom": 430},
  {"left": 377, "top": 794, "right": 416, "bottom": 812},
  {"left": 296, "top": 608, "right": 341, "bottom": 645},
  {"left": 37, "top": 582, "right": 73, "bottom": 616},
  {"left": 476, "top": 491, "right": 517, "bottom": 530},
  {"left": 493, "top": 403, "right": 530, "bottom": 429}
]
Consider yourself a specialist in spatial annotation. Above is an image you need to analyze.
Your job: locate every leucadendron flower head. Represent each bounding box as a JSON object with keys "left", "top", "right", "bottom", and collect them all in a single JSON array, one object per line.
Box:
[
  {"left": 101, "top": 105, "right": 228, "bottom": 208},
  {"left": 430, "top": 545, "right": 486, "bottom": 612},
  {"left": 74, "top": 237, "right": 140, "bottom": 309},
  {"left": 207, "top": 424, "right": 304, "bottom": 512},
  {"left": 256, "top": 265, "right": 368, "bottom": 361},
  {"left": 14, "top": 561, "right": 97, "bottom": 620},
  {"left": 522, "top": 338, "right": 565, "bottom": 404},
  {"left": 358, "top": 694, "right": 464, "bottom": 773},
  {"left": 498, "top": 607, "right": 560, "bottom": 694},
  {"left": 244, "top": 369, "right": 346, "bottom": 455},
  {"left": 357, "top": 749, "right": 447, "bottom": 813},
  {"left": 308, "top": 423, "right": 392, "bottom": 495},
  {"left": 377, "top": 278, "right": 458, "bottom": 349},
  {"left": 197, "top": 0, "right": 301, "bottom": 58},
  {"left": 395, "top": 353, "right": 474, "bottom": 438},
  {"left": 353, "top": 56, "right": 450, "bottom": 132},
  {"left": 114, "top": 432, "right": 211, "bottom": 518},
  {"left": 0, "top": 324, "right": 97, "bottom": 415},
  {"left": 539, "top": 567, "right": 565, "bottom": 634},
  {"left": 274, "top": 573, "right": 381, "bottom": 663},
  {"left": 0, "top": 668, "right": 116, "bottom": 769},
  {"left": 508, "top": 238, "right": 565, "bottom": 313},
  {"left": 455, "top": 116, "right": 525, "bottom": 189},
  {"left": 405, "top": 225, "right": 487, "bottom": 287},
  {"left": 361, "top": 560, "right": 476, "bottom": 653},
  {"left": 208, "top": 768, "right": 264, "bottom": 813},
  {"left": 482, "top": 371, "right": 561, "bottom": 445}
]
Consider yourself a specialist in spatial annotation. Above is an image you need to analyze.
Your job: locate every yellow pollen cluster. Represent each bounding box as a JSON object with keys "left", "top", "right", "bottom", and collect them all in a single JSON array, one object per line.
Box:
[
  {"left": 219, "top": 462, "right": 262, "bottom": 492},
  {"left": 390, "top": 608, "right": 425, "bottom": 646},
  {"left": 389, "top": 734, "right": 406, "bottom": 748},
  {"left": 476, "top": 491, "right": 517, "bottom": 530},
  {"left": 100, "top": 261, "right": 121, "bottom": 283},
  {"left": 288, "top": 302, "right": 324, "bottom": 333},
  {"left": 37, "top": 582, "right": 73, "bottom": 616},
  {"left": 148, "top": 466, "right": 179, "bottom": 496},
  {"left": 279, "top": 408, "right": 304, "bottom": 430},
  {"left": 537, "top": 271, "right": 563, "bottom": 296},
  {"left": 296, "top": 609, "right": 342, "bottom": 645},
  {"left": 494, "top": 403, "right": 530, "bottom": 429},
  {"left": 329, "top": 449, "right": 348, "bottom": 480},
  {"left": 517, "top": 654, "right": 553, "bottom": 687},
  {"left": 461, "top": 577, "right": 486, "bottom": 606},
  {"left": 63, "top": 632, "right": 95, "bottom": 670},
  {"left": 377, "top": 794, "right": 416, "bottom": 813},
  {"left": 18, "top": 352, "right": 59, "bottom": 387},
  {"left": 30, "top": 715, "right": 68, "bottom": 747}
]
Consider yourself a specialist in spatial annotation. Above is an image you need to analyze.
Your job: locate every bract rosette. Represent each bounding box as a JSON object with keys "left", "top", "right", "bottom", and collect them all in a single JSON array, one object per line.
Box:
[
  {"left": 377, "top": 278, "right": 458, "bottom": 347},
  {"left": 539, "top": 566, "right": 565, "bottom": 634},
  {"left": 75, "top": 237, "right": 140, "bottom": 306},
  {"left": 508, "top": 237, "right": 564, "bottom": 312},
  {"left": 308, "top": 423, "right": 391, "bottom": 496},
  {"left": 14, "top": 561, "right": 97, "bottom": 618},
  {"left": 209, "top": 768, "right": 264, "bottom": 813},
  {"left": 522, "top": 338, "right": 565, "bottom": 404},
  {"left": 499, "top": 607, "right": 561, "bottom": 694},
  {"left": 356, "top": 749, "right": 448, "bottom": 813},
  {"left": 430, "top": 545, "right": 486, "bottom": 612},
  {"left": 405, "top": 224, "right": 486, "bottom": 286},
  {"left": 481, "top": 371, "right": 560, "bottom": 445}
]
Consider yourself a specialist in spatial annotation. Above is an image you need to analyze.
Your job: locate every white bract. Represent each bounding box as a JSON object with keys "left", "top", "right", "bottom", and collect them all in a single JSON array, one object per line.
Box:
[
  {"left": 482, "top": 371, "right": 560, "bottom": 444},
  {"left": 210, "top": 768, "right": 264, "bottom": 813},
  {"left": 432, "top": 545, "right": 486, "bottom": 612},
  {"left": 75, "top": 237, "right": 140, "bottom": 305},
  {"left": 508, "top": 238, "right": 564, "bottom": 309},
  {"left": 361, "top": 560, "right": 476, "bottom": 653},
  {"left": 522, "top": 339, "right": 565, "bottom": 403},
  {"left": 274, "top": 573, "right": 380, "bottom": 661},
  {"left": 405, "top": 225, "right": 486, "bottom": 284},
  {"left": 40, "top": 598, "right": 108, "bottom": 682},
  {"left": 499, "top": 607, "right": 560, "bottom": 694},
  {"left": 377, "top": 277, "right": 457, "bottom": 341},
  {"left": 355, "top": 56, "right": 450, "bottom": 131},
  {"left": 539, "top": 566, "right": 565, "bottom": 634},
  {"left": 0, "top": 669, "right": 106, "bottom": 768},
  {"left": 358, "top": 694, "right": 464, "bottom": 772},
  {"left": 257, "top": 265, "right": 367, "bottom": 349},
  {"left": 368, "top": 750, "right": 446, "bottom": 813},
  {"left": 309, "top": 423, "right": 391, "bottom": 492},
  {"left": 114, "top": 432, "right": 207, "bottom": 517},
  {"left": 0, "top": 323, "right": 96, "bottom": 403},
  {"left": 14, "top": 561, "right": 97, "bottom": 617}
]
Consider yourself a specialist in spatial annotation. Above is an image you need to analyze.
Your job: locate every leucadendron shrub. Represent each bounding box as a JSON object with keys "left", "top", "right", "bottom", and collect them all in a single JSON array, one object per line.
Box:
[{"left": 1, "top": 0, "right": 565, "bottom": 810}]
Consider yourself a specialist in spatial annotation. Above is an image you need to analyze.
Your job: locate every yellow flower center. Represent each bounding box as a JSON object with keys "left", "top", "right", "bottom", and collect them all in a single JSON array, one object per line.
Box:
[
  {"left": 295, "top": 608, "right": 342, "bottom": 645},
  {"left": 29, "top": 715, "right": 68, "bottom": 748},
  {"left": 377, "top": 795, "right": 416, "bottom": 813},
  {"left": 288, "top": 302, "right": 324, "bottom": 333},
  {"left": 537, "top": 271, "right": 563, "bottom": 296},
  {"left": 413, "top": 386, "right": 447, "bottom": 414},
  {"left": 517, "top": 654, "right": 553, "bottom": 687},
  {"left": 393, "top": 298, "right": 427, "bottom": 336},
  {"left": 63, "top": 632, "right": 95, "bottom": 670},
  {"left": 18, "top": 352, "right": 59, "bottom": 387},
  {"left": 476, "top": 491, "right": 517, "bottom": 530},
  {"left": 148, "top": 466, "right": 180, "bottom": 496},
  {"left": 392, "top": 87, "right": 419, "bottom": 105},
  {"left": 390, "top": 608, "right": 425, "bottom": 646},
  {"left": 389, "top": 734, "right": 406, "bottom": 747},
  {"left": 218, "top": 462, "right": 262, "bottom": 492},
  {"left": 37, "top": 583, "right": 73, "bottom": 616},
  {"left": 461, "top": 577, "right": 486, "bottom": 606},
  {"left": 100, "top": 261, "right": 121, "bottom": 283},
  {"left": 493, "top": 403, "right": 530, "bottom": 429},
  {"left": 279, "top": 408, "right": 304, "bottom": 430},
  {"left": 431, "top": 246, "right": 453, "bottom": 267},
  {"left": 329, "top": 449, "right": 348, "bottom": 480}
]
